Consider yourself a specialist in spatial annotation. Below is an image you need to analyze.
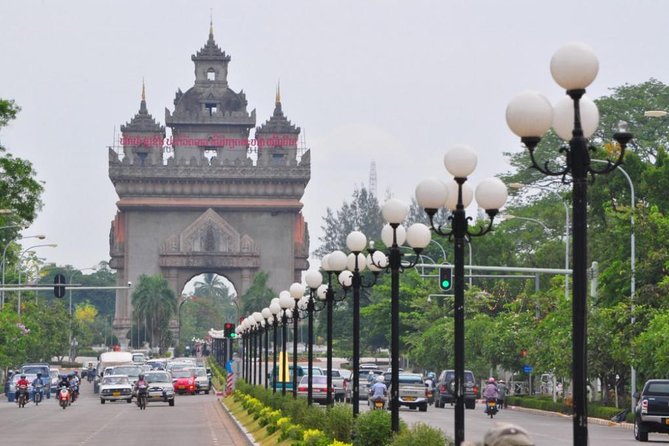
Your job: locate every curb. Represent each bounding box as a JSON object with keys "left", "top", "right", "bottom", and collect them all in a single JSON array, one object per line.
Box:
[
  {"left": 507, "top": 405, "right": 634, "bottom": 430},
  {"left": 219, "top": 398, "right": 259, "bottom": 446}
]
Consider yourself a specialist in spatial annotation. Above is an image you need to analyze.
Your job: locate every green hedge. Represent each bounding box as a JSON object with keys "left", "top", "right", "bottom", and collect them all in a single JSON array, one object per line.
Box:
[{"left": 506, "top": 396, "right": 633, "bottom": 423}]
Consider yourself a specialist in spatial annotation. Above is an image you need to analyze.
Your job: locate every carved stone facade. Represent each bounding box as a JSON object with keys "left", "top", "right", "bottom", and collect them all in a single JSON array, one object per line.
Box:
[{"left": 109, "top": 25, "right": 310, "bottom": 345}]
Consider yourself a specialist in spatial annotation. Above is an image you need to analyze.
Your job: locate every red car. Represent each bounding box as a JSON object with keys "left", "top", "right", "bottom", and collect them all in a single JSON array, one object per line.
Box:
[{"left": 172, "top": 369, "right": 196, "bottom": 395}]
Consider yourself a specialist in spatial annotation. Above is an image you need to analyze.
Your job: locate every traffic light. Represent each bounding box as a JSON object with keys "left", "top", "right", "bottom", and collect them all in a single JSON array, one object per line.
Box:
[
  {"left": 54, "top": 273, "right": 66, "bottom": 298},
  {"left": 224, "top": 322, "right": 236, "bottom": 339},
  {"left": 439, "top": 267, "right": 453, "bottom": 291}
]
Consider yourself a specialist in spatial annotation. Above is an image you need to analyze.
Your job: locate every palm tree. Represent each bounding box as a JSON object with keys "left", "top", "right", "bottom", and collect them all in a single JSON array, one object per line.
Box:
[
  {"left": 193, "top": 273, "right": 237, "bottom": 324},
  {"left": 131, "top": 275, "right": 177, "bottom": 353}
]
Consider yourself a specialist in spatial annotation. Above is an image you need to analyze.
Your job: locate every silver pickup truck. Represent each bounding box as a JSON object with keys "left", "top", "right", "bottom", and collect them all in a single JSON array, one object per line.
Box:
[
  {"left": 384, "top": 372, "right": 429, "bottom": 412},
  {"left": 329, "top": 369, "right": 349, "bottom": 402}
]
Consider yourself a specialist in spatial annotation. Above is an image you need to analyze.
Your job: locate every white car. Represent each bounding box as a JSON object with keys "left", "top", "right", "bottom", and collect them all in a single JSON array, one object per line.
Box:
[
  {"left": 144, "top": 371, "right": 175, "bottom": 406},
  {"left": 99, "top": 375, "right": 133, "bottom": 404},
  {"left": 192, "top": 367, "right": 211, "bottom": 394}
]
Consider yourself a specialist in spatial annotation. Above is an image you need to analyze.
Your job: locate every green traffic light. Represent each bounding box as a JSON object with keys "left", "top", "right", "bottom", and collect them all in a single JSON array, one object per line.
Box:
[
  {"left": 441, "top": 279, "right": 451, "bottom": 288},
  {"left": 229, "top": 333, "right": 237, "bottom": 339}
]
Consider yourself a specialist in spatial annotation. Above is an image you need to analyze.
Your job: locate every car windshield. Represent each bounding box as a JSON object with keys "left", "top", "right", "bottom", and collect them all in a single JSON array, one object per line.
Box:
[
  {"left": 21, "top": 366, "right": 47, "bottom": 375},
  {"left": 172, "top": 369, "right": 193, "bottom": 379},
  {"left": 646, "top": 382, "right": 669, "bottom": 395},
  {"left": 103, "top": 376, "right": 129, "bottom": 385},
  {"left": 112, "top": 366, "right": 142, "bottom": 377},
  {"left": 49, "top": 370, "right": 59, "bottom": 378},
  {"left": 146, "top": 373, "right": 170, "bottom": 383},
  {"left": 399, "top": 375, "right": 423, "bottom": 384},
  {"left": 194, "top": 369, "right": 206, "bottom": 377},
  {"left": 300, "top": 375, "right": 327, "bottom": 385}
]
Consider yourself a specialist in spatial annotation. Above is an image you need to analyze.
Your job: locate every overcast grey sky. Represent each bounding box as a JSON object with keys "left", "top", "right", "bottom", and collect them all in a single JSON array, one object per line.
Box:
[{"left": 0, "top": 0, "right": 667, "bottom": 270}]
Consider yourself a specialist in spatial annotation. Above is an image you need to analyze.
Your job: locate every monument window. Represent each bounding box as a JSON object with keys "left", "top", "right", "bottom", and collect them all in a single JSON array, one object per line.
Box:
[
  {"left": 207, "top": 68, "right": 216, "bottom": 81},
  {"left": 205, "top": 103, "right": 217, "bottom": 116},
  {"left": 271, "top": 153, "right": 285, "bottom": 165}
]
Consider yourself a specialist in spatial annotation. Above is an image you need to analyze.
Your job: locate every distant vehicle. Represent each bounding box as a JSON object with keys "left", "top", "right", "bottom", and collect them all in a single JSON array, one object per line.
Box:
[
  {"left": 20, "top": 363, "right": 51, "bottom": 397},
  {"left": 384, "top": 372, "right": 429, "bottom": 412},
  {"left": 192, "top": 367, "right": 211, "bottom": 394},
  {"left": 634, "top": 379, "right": 669, "bottom": 441},
  {"left": 108, "top": 364, "right": 144, "bottom": 386},
  {"left": 172, "top": 369, "right": 197, "bottom": 395},
  {"left": 296, "top": 375, "right": 333, "bottom": 405},
  {"left": 329, "top": 369, "right": 349, "bottom": 402},
  {"left": 99, "top": 375, "right": 133, "bottom": 404},
  {"left": 95, "top": 351, "right": 133, "bottom": 393},
  {"left": 269, "top": 365, "right": 305, "bottom": 392},
  {"left": 132, "top": 352, "right": 146, "bottom": 364},
  {"left": 143, "top": 371, "right": 175, "bottom": 406},
  {"left": 434, "top": 369, "right": 477, "bottom": 409},
  {"left": 345, "top": 369, "right": 381, "bottom": 402},
  {"left": 49, "top": 368, "right": 60, "bottom": 394}
]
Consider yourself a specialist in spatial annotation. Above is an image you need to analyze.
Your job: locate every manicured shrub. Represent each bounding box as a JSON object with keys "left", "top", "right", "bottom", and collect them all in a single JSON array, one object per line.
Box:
[
  {"left": 390, "top": 423, "right": 451, "bottom": 446},
  {"left": 353, "top": 409, "right": 393, "bottom": 446},
  {"left": 325, "top": 404, "right": 354, "bottom": 443}
]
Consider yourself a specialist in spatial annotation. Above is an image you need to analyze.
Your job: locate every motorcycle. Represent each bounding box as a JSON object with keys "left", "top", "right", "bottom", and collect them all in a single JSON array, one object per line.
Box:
[
  {"left": 136, "top": 385, "right": 148, "bottom": 410},
  {"left": 370, "top": 397, "right": 386, "bottom": 410},
  {"left": 58, "top": 387, "right": 70, "bottom": 410},
  {"left": 69, "top": 382, "right": 79, "bottom": 402},
  {"left": 33, "top": 383, "right": 44, "bottom": 405},
  {"left": 87, "top": 369, "right": 95, "bottom": 383},
  {"left": 16, "top": 385, "right": 29, "bottom": 408},
  {"left": 485, "top": 398, "right": 498, "bottom": 418}
]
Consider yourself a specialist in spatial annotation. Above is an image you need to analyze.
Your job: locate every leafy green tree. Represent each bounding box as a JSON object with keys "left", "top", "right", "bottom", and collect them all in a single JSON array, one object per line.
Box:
[
  {"left": 314, "top": 186, "right": 383, "bottom": 257},
  {"left": 240, "top": 271, "right": 275, "bottom": 315},
  {"left": 131, "top": 274, "right": 177, "bottom": 353}
]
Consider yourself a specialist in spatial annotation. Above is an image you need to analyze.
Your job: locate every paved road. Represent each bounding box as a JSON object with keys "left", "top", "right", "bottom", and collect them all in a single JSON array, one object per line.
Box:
[
  {"left": 0, "top": 380, "right": 249, "bottom": 446},
  {"left": 392, "top": 401, "right": 668, "bottom": 445}
]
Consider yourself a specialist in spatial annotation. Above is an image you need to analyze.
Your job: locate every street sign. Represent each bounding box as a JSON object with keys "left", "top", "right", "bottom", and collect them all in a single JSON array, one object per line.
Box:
[
  {"left": 523, "top": 365, "right": 533, "bottom": 373},
  {"left": 53, "top": 273, "right": 66, "bottom": 298}
]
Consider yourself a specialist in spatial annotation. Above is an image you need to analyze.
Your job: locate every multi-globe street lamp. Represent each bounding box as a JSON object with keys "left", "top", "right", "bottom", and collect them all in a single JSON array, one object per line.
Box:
[
  {"left": 278, "top": 291, "right": 294, "bottom": 396},
  {"left": 269, "top": 298, "right": 282, "bottom": 393},
  {"left": 253, "top": 312, "right": 265, "bottom": 387},
  {"left": 261, "top": 307, "right": 273, "bottom": 390},
  {"left": 366, "top": 199, "right": 432, "bottom": 433},
  {"left": 1, "top": 232, "right": 43, "bottom": 309},
  {"left": 416, "top": 145, "right": 508, "bottom": 446},
  {"left": 317, "top": 250, "right": 348, "bottom": 405},
  {"left": 505, "top": 42, "right": 633, "bottom": 446},
  {"left": 289, "top": 283, "right": 305, "bottom": 398}
]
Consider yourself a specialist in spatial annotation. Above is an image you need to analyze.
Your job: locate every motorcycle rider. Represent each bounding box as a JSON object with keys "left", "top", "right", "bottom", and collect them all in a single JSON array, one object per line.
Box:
[
  {"left": 134, "top": 373, "right": 149, "bottom": 403},
  {"left": 369, "top": 374, "right": 388, "bottom": 406},
  {"left": 483, "top": 377, "right": 500, "bottom": 413},
  {"left": 424, "top": 371, "right": 436, "bottom": 405},
  {"left": 15, "top": 374, "right": 30, "bottom": 402},
  {"left": 31, "top": 372, "right": 45, "bottom": 402},
  {"left": 68, "top": 372, "right": 80, "bottom": 401}
]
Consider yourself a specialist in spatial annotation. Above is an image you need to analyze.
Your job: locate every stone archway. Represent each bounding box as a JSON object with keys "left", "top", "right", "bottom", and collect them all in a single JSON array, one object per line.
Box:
[{"left": 108, "top": 26, "right": 310, "bottom": 347}]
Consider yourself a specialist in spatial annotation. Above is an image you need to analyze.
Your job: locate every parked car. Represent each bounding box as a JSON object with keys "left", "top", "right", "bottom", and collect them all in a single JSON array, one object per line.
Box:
[
  {"left": 297, "top": 375, "right": 333, "bottom": 405},
  {"left": 192, "top": 367, "right": 211, "bottom": 394},
  {"left": 269, "top": 365, "right": 305, "bottom": 392},
  {"left": 330, "top": 369, "right": 349, "bottom": 402},
  {"left": 144, "top": 371, "right": 175, "bottom": 406},
  {"left": 434, "top": 369, "right": 477, "bottom": 409},
  {"left": 172, "top": 369, "right": 197, "bottom": 395},
  {"left": 634, "top": 379, "right": 669, "bottom": 441},
  {"left": 99, "top": 375, "right": 133, "bottom": 404}
]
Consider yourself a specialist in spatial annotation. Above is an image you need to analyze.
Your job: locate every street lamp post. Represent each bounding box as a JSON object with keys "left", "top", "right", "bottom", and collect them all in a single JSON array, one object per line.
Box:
[
  {"left": 279, "top": 291, "right": 293, "bottom": 396},
  {"left": 289, "top": 283, "right": 305, "bottom": 398},
  {"left": 253, "top": 312, "right": 264, "bottom": 386},
  {"left": 1, "top": 230, "right": 41, "bottom": 309},
  {"left": 270, "top": 298, "right": 281, "bottom": 393},
  {"left": 505, "top": 42, "right": 632, "bottom": 446},
  {"left": 262, "top": 307, "right": 273, "bottom": 390},
  {"left": 416, "top": 145, "right": 508, "bottom": 446},
  {"left": 304, "top": 271, "right": 324, "bottom": 406},
  {"left": 318, "top": 251, "right": 347, "bottom": 405},
  {"left": 367, "top": 200, "right": 432, "bottom": 433}
]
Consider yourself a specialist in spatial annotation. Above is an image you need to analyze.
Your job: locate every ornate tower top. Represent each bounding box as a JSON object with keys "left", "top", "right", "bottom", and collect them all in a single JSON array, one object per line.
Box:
[
  {"left": 121, "top": 82, "right": 164, "bottom": 134},
  {"left": 256, "top": 84, "right": 300, "bottom": 136}
]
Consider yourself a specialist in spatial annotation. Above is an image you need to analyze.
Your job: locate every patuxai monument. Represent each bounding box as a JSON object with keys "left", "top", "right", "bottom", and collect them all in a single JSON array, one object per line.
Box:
[{"left": 108, "top": 24, "right": 310, "bottom": 344}]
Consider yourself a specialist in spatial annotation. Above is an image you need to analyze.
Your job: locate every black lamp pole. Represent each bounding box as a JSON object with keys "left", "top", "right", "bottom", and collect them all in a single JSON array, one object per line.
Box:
[
  {"left": 282, "top": 310, "right": 288, "bottom": 396},
  {"left": 273, "top": 314, "right": 279, "bottom": 393},
  {"left": 505, "top": 43, "right": 632, "bottom": 445},
  {"left": 292, "top": 299, "right": 300, "bottom": 398},
  {"left": 264, "top": 318, "right": 270, "bottom": 389}
]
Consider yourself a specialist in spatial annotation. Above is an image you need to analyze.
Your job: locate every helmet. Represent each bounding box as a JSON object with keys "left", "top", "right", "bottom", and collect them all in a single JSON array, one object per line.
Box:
[
  {"left": 36, "top": 372, "right": 42, "bottom": 378},
  {"left": 427, "top": 372, "right": 436, "bottom": 380},
  {"left": 376, "top": 375, "right": 385, "bottom": 383},
  {"left": 73, "top": 370, "right": 78, "bottom": 375},
  {"left": 138, "top": 374, "right": 145, "bottom": 380},
  {"left": 488, "top": 377, "right": 496, "bottom": 384},
  {"left": 20, "top": 374, "right": 26, "bottom": 379}
]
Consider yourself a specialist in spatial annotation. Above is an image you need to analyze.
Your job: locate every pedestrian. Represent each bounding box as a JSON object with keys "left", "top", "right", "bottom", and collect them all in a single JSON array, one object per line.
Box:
[{"left": 462, "top": 423, "right": 534, "bottom": 446}]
